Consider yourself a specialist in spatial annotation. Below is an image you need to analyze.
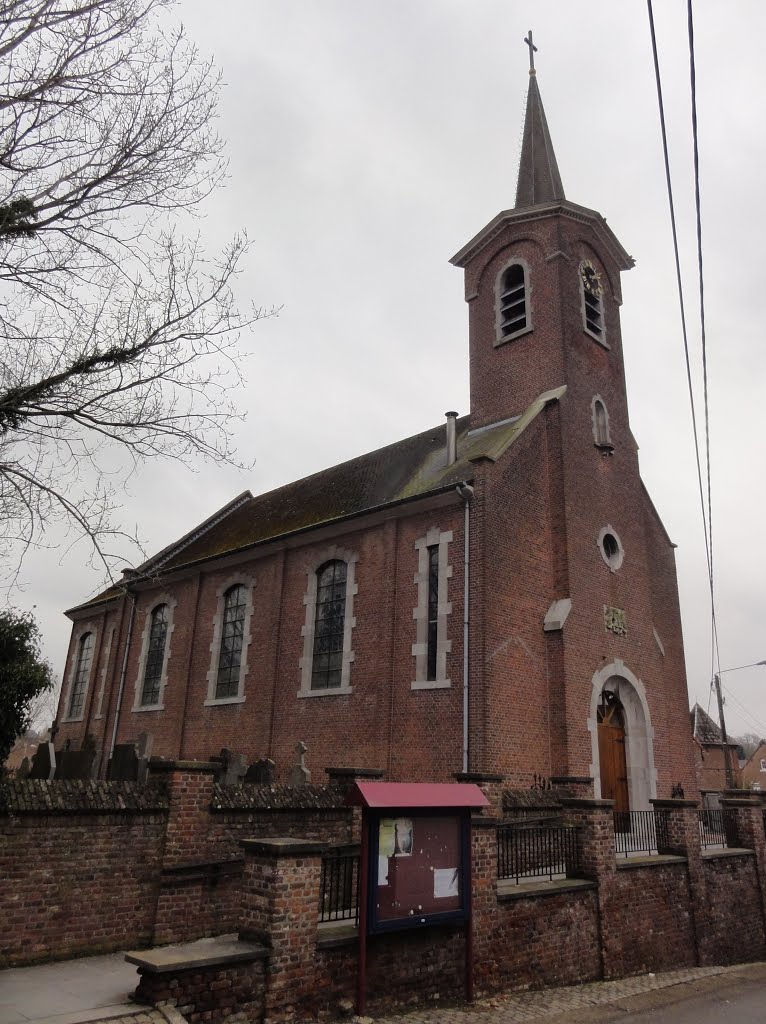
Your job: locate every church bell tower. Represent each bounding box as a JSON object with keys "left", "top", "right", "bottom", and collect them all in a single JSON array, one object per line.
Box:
[{"left": 450, "top": 32, "right": 635, "bottom": 433}]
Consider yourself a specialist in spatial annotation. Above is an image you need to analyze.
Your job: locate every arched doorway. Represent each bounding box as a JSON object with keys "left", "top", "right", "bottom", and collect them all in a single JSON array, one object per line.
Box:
[
  {"left": 588, "top": 659, "right": 657, "bottom": 809},
  {"left": 597, "top": 690, "right": 629, "bottom": 812}
]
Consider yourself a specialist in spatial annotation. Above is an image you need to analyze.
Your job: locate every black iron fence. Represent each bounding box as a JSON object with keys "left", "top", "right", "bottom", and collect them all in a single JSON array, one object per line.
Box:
[
  {"left": 497, "top": 824, "right": 580, "bottom": 883},
  {"left": 612, "top": 809, "right": 669, "bottom": 857},
  {"left": 698, "top": 808, "right": 738, "bottom": 850},
  {"left": 319, "top": 846, "right": 360, "bottom": 924}
]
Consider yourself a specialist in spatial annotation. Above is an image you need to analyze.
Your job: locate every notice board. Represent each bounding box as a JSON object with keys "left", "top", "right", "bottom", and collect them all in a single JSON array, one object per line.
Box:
[{"left": 368, "top": 810, "right": 468, "bottom": 932}]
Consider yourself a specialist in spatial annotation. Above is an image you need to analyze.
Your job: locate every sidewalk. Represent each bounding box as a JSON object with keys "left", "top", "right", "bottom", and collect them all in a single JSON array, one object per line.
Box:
[
  {"left": 0, "top": 952, "right": 145, "bottom": 1024},
  {"left": 350, "top": 961, "right": 766, "bottom": 1023}
]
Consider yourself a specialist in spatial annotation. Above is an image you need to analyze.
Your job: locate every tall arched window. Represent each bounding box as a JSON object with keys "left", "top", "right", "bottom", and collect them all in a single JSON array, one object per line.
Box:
[
  {"left": 141, "top": 604, "right": 169, "bottom": 706},
  {"left": 68, "top": 632, "right": 94, "bottom": 718},
  {"left": 215, "top": 584, "right": 247, "bottom": 700},
  {"left": 496, "top": 262, "right": 528, "bottom": 340},
  {"left": 312, "top": 560, "right": 347, "bottom": 690}
]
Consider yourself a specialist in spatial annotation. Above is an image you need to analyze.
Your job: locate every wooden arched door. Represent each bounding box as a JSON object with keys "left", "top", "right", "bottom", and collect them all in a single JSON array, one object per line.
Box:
[{"left": 597, "top": 690, "right": 629, "bottom": 814}]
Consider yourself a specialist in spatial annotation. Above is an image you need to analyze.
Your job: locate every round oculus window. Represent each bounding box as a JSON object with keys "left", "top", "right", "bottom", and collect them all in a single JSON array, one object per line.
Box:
[{"left": 598, "top": 527, "right": 624, "bottom": 571}]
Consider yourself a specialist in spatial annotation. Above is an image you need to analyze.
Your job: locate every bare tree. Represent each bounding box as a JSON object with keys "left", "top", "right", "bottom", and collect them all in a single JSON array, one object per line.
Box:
[{"left": 0, "top": 1, "right": 271, "bottom": 584}]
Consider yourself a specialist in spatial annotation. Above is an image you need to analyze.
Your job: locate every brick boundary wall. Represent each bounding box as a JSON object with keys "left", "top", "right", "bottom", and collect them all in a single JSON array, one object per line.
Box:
[{"left": 0, "top": 780, "right": 169, "bottom": 967}]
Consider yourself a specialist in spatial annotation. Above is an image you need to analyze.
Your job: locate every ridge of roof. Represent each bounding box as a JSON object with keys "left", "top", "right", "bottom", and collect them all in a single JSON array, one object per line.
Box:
[{"left": 68, "top": 389, "right": 563, "bottom": 613}]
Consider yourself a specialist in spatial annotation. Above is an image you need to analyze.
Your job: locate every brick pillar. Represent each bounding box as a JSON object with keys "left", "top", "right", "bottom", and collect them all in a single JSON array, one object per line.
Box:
[
  {"left": 240, "top": 837, "right": 327, "bottom": 1021},
  {"left": 720, "top": 794, "right": 766, "bottom": 947},
  {"left": 651, "top": 798, "right": 706, "bottom": 965},
  {"left": 470, "top": 816, "right": 499, "bottom": 995},
  {"left": 454, "top": 772, "right": 505, "bottom": 818},
  {"left": 147, "top": 759, "right": 218, "bottom": 944},
  {"left": 560, "top": 798, "right": 615, "bottom": 979},
  {"left": 550, "top": 776, "right": 595, "bottom": 799}
]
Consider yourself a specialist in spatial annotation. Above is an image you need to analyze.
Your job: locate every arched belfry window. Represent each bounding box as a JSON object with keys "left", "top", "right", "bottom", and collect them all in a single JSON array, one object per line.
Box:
[
  {"left": 580, "top": 259, "right": 605, "bottom": 343},
  {"left": 496, "top": 261, "right": 529, "bottom": 343},
  {"left": 141, "top": 604, "right": 169, "bottom": 706},
  {"left": 591, "top": 395, "right": 613, "bottom": 449},
  {"left": 312, "top": 560, "right": 348, "bottom": 691}
]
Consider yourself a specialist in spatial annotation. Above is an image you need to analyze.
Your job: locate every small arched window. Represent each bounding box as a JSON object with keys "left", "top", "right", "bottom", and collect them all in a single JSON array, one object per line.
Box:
[
  {"left": 68, "top": 632, "right": 94, "bottom": 718},
  {"left": 497, "top": 262, "right": 528, "bottom": 341},
  {"left": 312, "top": 560, "right": 347, "bottom": 690},
  {"left": 141, "top": 604, "right": 169, "bottom": 706},
  {"left": 591, "top": 396, "right": 613, "bottom": 449},
  {"left": 215, "top": 584, "right": 247, "bottom": 700}
]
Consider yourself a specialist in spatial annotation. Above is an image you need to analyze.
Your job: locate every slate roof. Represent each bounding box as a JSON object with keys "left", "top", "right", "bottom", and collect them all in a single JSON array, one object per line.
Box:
[
  {"left": 70, "top": 386, "right": 565, "bottom": 613},
  {"left": 691, "top": 703, "right": 731, "bottom": 746},
  {"left": 515, "top": 72, "right": 566, "bottom": 208}
]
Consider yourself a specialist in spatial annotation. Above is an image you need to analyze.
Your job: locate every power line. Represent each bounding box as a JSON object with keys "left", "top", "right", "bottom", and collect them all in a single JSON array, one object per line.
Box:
[{"left": 646, "top": 0, "right": 720, "bottom": 683}]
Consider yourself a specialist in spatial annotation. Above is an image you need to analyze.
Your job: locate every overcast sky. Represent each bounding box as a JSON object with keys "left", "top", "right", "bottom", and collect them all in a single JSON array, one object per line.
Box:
[{"left": 14, "top": 1, "right": 766, "bottom": 741}]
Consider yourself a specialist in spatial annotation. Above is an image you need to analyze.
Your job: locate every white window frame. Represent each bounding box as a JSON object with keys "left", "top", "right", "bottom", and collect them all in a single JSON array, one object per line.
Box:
[
  {"left": 597, "top": 525, "right": 625, "bottom": 573},
  {"left": 760, "top": 758, "right": 766, "bottom": 773},
  {"left": 494, "top": 256, "right": 533, "bottom": 347},
  {"left": 62, "top": 622, "right": 98, "bottom": 723},
  {"left": 298, "top": 546, "right": 358, "bottom": 698},
  {"left": 205, "top": 576, "right": 256, "bottom": 706},
  {"left": 591, "top": 394, "right": 613, "bottom": 448},
  {"left": 132, "top": 594, "right": 177, "bottom": 712},
  {"left": 412, "top": 527, "right": 453, "bottom": 689}
]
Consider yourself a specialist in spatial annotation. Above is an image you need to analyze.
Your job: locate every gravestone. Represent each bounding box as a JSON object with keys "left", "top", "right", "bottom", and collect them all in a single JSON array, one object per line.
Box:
[
  {"left": 244, "top": 758, "right": 275, "bottom": 784},
  {"left": 28, "top": 741, "right": 56, "bottom": 780},
  {"left": 287, "top": 740, "right": 311, "bottom": 786},
  {"left": 109, "top": 744, "right": 139, "bottom": 781},
  {"left": 55, "top": 734, "right": 97, "bottom": 780},
  {"left": 211, "top": 748, "right": 249, "bottom": 786},
  {"left": 18, "top": 757, "right": 30, "bottom": 779}
]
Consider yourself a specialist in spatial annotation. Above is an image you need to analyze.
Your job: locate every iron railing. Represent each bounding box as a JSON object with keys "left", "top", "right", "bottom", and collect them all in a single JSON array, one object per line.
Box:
[
  {"left": 612, "top": 810, "right": 669, "bottom": 857},
  {"left": 497, "top": 824, "right": 580, "bottom": 883},
  {"left": 698, "top": 808, "right": 738, "bottom": 850},
  {"left": 319, "top": 847, "right": 360, "bottom": 924}
]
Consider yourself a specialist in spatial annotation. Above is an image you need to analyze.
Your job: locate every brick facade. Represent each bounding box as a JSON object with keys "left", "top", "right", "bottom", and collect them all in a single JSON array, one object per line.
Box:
[{"left": 53, "top": 67, "right": 698, "bottom": 819}]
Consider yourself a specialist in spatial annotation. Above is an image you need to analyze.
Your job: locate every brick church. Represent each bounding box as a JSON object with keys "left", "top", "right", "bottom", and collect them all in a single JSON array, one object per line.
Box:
[{"left": 54, "top": 58, "right": 698, "bottom": 808}]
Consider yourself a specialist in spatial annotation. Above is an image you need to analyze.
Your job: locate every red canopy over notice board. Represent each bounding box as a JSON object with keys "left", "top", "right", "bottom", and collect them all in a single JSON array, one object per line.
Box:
[{"left": 346, "top": 780, "right": 489, "bottom": 809}]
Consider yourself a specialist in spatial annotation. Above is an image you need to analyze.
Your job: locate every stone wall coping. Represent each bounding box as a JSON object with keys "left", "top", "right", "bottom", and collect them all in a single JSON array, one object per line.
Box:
[
  {"left": 701, "top": 847, "right": 755, "bottom": 860},
  {"left": 470, "top": 814, "right": 502, "bottom": 828},
  {"left": 720, "top": 797, "right": 763, "bottom": 807},
  {"left": 615, "top": 854, "right": 688, "bottom": 870},
  {"left": 550, "top": 776, "right": 594, "bottom": 786},
  {"left": 559, "top": 797, "right": 615, "bottom": 809},
  {"left": 325, "top": 767, "right": 385, "bottom": 781},
  {"left": 453, "top": 771, "right": 505, "bottom": 783},
  {"left": 650, "top": 799, "right": 700, "bottom": 809},
  {"left": 147, "top": 759, "right": 218, "bottom": 774},
  {"left": 240, "top": 837, "right": 329, "bottom": 857},
  {"left": 125, "top": 934, "right": 266, "bottom": 973},
  {"left": 497, "top": 877, "right": 596, "bottom": 902}
]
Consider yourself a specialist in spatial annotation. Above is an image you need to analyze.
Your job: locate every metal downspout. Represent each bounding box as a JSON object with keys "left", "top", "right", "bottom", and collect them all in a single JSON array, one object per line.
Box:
[{"left": 456, "top": 482, "right": 474, "bottom": 773}]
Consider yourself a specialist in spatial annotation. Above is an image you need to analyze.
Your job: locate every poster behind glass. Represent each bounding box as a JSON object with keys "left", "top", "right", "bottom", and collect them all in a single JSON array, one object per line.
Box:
[{"left": 372, "top": 813, "right": 465, "bottom": 930}]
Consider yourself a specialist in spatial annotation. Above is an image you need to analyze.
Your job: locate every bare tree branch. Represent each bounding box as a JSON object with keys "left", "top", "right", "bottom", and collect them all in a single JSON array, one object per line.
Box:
[{"left": 0, "top": 1, "right": 275, "bottom": 585}]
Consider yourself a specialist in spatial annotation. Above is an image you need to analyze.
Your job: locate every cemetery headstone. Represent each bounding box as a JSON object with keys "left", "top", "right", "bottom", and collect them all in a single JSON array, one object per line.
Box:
[{"left": 287, "top": 740, "right": 311, "bottom": 786}]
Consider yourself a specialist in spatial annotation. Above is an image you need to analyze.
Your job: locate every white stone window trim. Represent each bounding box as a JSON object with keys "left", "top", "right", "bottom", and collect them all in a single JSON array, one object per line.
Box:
[
  {"left": 597, "top": 524, "right": 625, "bottom": 573},
  {"left": 760, "top": 758, "right": 766, "bottom": 773},
  {"left": 579, "top": 259, "right": 610, "bottom": 349},
  {"left": 494, "top": 255, "right": 533, "bottom": 347},
  {"left": 412, "top": 527, "right": 453, "bottom": 690},
  {"left": 591, "top": 394, "right": 613, "bottom": 449},
  {"left": 131, "top": 593, "right": 178, "bottom": 712},
  {"left": 61, "top": 621, "right": 99, "bottom": 723},
  {"left": 205, "top": 575, "right": 256, "bottom": 707},
  {"left": 298, "top": 546, "right": 358, "bottom": 698},
  {"left": 93, "top": 625, "right": 116, "bottom": 719}
]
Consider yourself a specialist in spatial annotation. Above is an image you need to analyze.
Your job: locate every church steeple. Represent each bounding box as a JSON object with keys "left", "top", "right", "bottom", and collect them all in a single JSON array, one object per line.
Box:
[{"left": 514, "top": 33, "right": 565, "bottom": 208}]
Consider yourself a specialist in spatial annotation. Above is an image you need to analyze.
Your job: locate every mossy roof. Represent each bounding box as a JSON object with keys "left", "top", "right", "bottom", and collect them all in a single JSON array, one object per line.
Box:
[{"left": 71, "top": 386, "right": 564, "bottom": 612}]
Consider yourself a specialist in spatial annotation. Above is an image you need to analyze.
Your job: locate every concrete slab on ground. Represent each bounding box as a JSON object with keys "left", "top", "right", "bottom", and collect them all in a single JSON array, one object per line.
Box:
[{"left": 0, "top": 952, "right": 143, "bottom": 1024}]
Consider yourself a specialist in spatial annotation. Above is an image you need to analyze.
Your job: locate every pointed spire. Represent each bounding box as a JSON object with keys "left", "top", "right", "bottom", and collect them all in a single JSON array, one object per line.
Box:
[{"left": 514, "top": 33, "right": 565, "bottom": 209}]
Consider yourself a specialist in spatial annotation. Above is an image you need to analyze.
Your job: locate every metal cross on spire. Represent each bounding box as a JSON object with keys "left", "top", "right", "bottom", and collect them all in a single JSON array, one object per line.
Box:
[{"left": 524, "top": 30, "right": 538, "bottom": 75}]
